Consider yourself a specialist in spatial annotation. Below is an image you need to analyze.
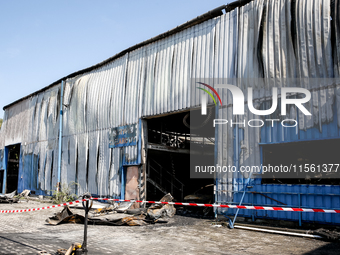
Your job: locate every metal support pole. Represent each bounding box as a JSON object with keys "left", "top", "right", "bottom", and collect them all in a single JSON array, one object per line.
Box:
[
  {"left": 229, "top": 171, "right": 253, "bottom": 229},
  {"left": 82, "top": 194, "right": 92, "bottom": 255},
  {"left": 57, "top": 80, "right": 64, "bottom": 192}
]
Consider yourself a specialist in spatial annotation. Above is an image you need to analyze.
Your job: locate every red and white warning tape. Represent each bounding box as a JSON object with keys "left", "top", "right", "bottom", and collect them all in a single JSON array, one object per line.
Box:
[
  {"left": 1, "top": 197, "right": 339, "bottom": 214},
  {"left": 0, "top": 199, "right": 86, "bottom": 214},
  {"left": 90, "top": 197, "right": 340, "bottom": 214}
]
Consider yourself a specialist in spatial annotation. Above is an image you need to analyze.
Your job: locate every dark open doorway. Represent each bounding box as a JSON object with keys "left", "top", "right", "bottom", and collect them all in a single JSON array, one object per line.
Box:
[
  {"left": 145, "top": 110, "right": 215, "bottom": 205},
  {"left": 6, "top": 144, "right": 20, "bottom": 193}
]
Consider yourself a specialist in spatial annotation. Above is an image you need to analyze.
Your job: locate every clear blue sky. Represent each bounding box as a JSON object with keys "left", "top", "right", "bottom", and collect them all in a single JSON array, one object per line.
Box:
[{"left": 0, "top": 0, "right": 231, "bottom": 119}]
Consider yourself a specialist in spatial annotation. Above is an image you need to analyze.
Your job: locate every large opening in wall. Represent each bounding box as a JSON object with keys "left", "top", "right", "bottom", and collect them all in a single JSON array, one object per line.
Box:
[
  {"left": 261, "top": 139, "right": 340, "bottom": 185},
  {"left": 146, "top": 110, "right": 215, "bottom": 215},
  {"left": 6, "top": 144, "right": 20, "bottom": 193}
]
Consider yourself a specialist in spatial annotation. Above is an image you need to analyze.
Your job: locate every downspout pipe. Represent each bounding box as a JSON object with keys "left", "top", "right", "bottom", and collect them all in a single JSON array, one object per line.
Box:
[{"left": 57, "top": 80, "right": 64, "bottom": 192}]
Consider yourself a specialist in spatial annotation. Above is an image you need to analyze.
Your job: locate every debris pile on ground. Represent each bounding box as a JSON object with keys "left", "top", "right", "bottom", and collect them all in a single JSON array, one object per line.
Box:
[
  {"left": 314, "top": 228, "right": 340, "bottom": 242},
  {"left": 91, "top": 203, "right": 118, "bottom": 216},
  {"left": 146, "top": 193, "right": 176, "bottom": 221},
  {"left": 0, "top": 190, "right": 17, "bottom": 203},
  {"left": 47, "top": 206, "right": 85, "bottom": 225},
  {"left": 46, "top": 193, "right": 176, "bottom": 226},
  {"left": 0, "top": 189, "right": 30, "bottom": 204}
]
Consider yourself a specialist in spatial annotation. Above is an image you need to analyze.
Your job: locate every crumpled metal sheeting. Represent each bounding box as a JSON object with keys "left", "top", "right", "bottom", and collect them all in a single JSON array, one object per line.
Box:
[
  {"left": 147, "top": 193, "right": 176, "bottom": 221},
  {"left": 146, "top": 204, "right": 176, "bottom": 221},
  {"left": 47, "top": 206, "right": 149, "bottom": 226},
  {"left": 47, "top": 206, "right": 85, "bottom": 225},
  {"left": 0, "top": 190, "right": 16, "bottom": 199}
]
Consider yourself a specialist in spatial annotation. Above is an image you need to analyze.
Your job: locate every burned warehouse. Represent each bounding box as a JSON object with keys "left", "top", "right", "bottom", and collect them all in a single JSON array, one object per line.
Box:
[{"left": 1, "top": 0, "right": 340, "bottom": 226}]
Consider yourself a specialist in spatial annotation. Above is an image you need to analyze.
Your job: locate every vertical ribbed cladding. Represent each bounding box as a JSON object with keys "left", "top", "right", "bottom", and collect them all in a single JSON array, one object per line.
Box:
[
  {"left": 142, "top": 15, "right": 217, "bottom": 117},
  {"left": 0, "top": 83, "right": 60, "bottom": 194},
  {"left": 171, "top": 26, "right": 194, "bottom": 112},
  {"left": 97, "top": 64, "right": 113, "bottom": 196},
  {"left": 153, "top": 37, "right": 174, "bottom": 115},
  {"left": 235, "top": 1, "right": 262, "bottom": 202},
  {"left": 191, "top": 18, "right": 217, "bottom": 107},
  {"left": 123, "top": 47, "right": 144, "bottom": 166},
  {"left": 110, "top": 54, "right": 128, "bottom": 128},
  {"left": 0, "top": 99, "right": 30, "bottom": 147},
  {"left": 35, "top": 89, "right": 48, "bottom": 193},
  {"left": 143, "top": 43, "right": 154, "bottom": 116},
  {"left": 292, "top": 0, "right": 334, "bottom": 132},
  {"left": 125, "top": 48, "right": 145, "bottom": 125},
  {"left": 84, "top": 70, "right": 99, "bottom": 194},
  {"left": 217, "top": 0, "right": 340, "bottom": 224},
  {"left": 45, "top": 85, "right": 61, "bottom": 194},
  {"left": 61, "top": 78, "right": 75, "bottom": 192},
  {"left": 108, "top": 55, "right": 128, "bottom": 196},
  {"left": 55, "top": 54, "right": 129, "bottom": 196},
  {"left": 74, "top": 75, "right": 89, "bottom": 195},
  {"left": 214, "top": 8, "right": 239, "bottom": 213}
]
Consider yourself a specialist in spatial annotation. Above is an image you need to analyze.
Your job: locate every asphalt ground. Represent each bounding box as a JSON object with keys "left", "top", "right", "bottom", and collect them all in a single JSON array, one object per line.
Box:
[{"left": 0, "top": 201, "right": 339, "bottom": 255}]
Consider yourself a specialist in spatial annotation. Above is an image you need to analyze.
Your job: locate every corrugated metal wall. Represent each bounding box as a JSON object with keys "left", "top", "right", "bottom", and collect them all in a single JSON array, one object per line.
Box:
[
  {"left": 214, "top": 0, "right": 340, "bottom": 225},
  {"left": 0, "top": 0, "right": 339, "bottom": 224},
  {"left": 0, "top": 86, "right": 60, "bottom": 195}
]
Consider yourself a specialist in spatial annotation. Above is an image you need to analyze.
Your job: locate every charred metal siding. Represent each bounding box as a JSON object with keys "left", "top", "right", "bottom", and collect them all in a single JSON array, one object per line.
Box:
[
  {"left": 0, "top": 15, "right": 221, "bottom": 197},
  {"left": 0, "top": 85, "right": 61, "bottom": 195},
  {"left": 214, "top": 0, "right": 340, "bottom": 225}
]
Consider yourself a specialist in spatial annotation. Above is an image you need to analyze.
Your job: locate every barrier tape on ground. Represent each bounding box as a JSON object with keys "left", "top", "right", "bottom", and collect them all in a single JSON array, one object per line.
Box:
[
  {"left": 0, "top": 199, "right": 87, "bottom": 213},
  {"left": 90, "top": 197, "right": 340, "bottom": 214},
  {"left": 1, "top": 197, "right": 340, "bottom": 214}
]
